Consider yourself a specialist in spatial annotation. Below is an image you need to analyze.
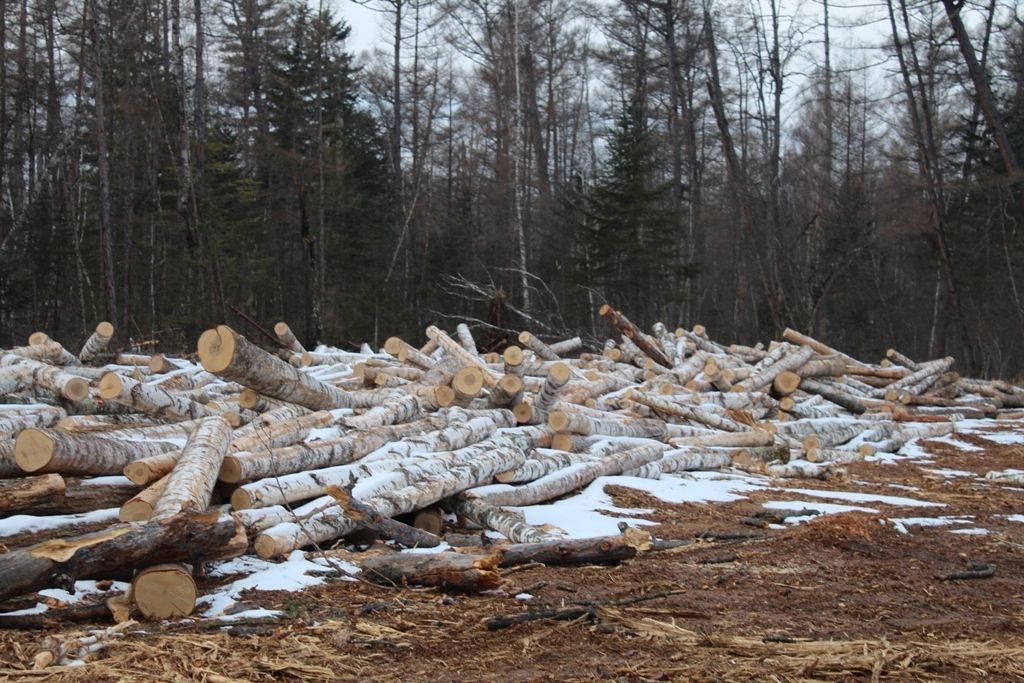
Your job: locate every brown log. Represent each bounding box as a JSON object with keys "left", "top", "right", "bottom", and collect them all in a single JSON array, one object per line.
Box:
[
  {"left": 147, "top": 354, "right": 184, "bottom": 374},
  {"left": 15, "top": 429, "right": 180, "bottom": 476},
  {"left": 0, "top": 473, "right": 66, "bottom": 514},
  {"left": 445, "top": 493, "right": 552, "bottom": 543},
  {"left": 599, "top": 305, "right": 671, "bottom": 368},
  {"left": 497, "top": 534, "right": 642, "bottom": 568},
  {"left": 198, "top": 325, "right": 354, "bottom": 409},
  {"left": 360, "top": 552, "right": 501, "bottom": 592},
  {"left": 0, "top": 510, "right": 246, "bottom": 603},
  {"left": 123, "top": 450, "right": 182, "bottom": 486}
]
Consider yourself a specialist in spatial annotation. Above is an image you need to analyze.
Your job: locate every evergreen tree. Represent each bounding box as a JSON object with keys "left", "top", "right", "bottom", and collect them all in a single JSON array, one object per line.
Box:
[{"left": 576, "top": 93, "right": 697, "bottom": 326}]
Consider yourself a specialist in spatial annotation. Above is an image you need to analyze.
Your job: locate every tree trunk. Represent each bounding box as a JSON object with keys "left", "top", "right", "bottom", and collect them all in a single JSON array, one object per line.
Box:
[
  {"left": 99, "top": 373, "right": 219, "bottom": 422},
  {"left": 77, "top": 322, "right": 114, "bottom": 362},
  {"left": 198, "top": 325, "right": 354, "bottom": 409},
  {"left": 14, "top": 429, "right": 180, "bottom": 475},
  {"left": 360, "top": 551, "right": 501, "bottom": 592},
  {"left": 150, "top": 416, "right": 232, "bottom": 520},
  {"left": 599, "top": 305, "right": 671, "bottom": 368},
  {"left": 0, "top": 511, "right": 246, "bottom": 603}
]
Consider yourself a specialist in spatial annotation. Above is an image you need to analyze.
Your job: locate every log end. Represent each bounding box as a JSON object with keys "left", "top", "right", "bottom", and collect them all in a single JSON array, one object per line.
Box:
[
  {"left": 518, "top": 331, "right": 533, "bottom": 344},
  {"left": 384, "top": 336, "right": 404, "bottom": 356},
  {"left": 119, "top": 499, "right": 154, "bottom": 522},
  {"left": 28, "top": 331, "right": 50, "bottom": 346},
  {"left": 502, "top": 345, "right": 523, "bottom": 366},
  {"left": 238, "top": 389, "right": 260, "bottom": 410},
  {"left": 95, "top": 321, "right": 115, "bottom": 338},
  {"left": 598, "top": 304, "right": 612, "bottom": 315},
  {"left": 454, "top": 367, "right": 484, "bottom": 396},
  {"left": 63, "top": 377, "right": 90, "bottom": 402},
  {"left": 132, "top": 564, "right": 197, "bottom": 620},
  {"left": 413, "top": 508, "right": 444, "bottom": 536},
  {"left": 124, "top": 461, "right": 155, "bottom": 486},
  {"left": 551, "top": 362, "right": 571, "bottom": 382},
  {"left": 14, "top": 428, "right": 55, "bottom": 472},
  {"left": 500, "top": 374, "right": 523, "bottom": 395},
  {"left": 98, "top": 372, "right": 124, "bottom": 399},
  {"left": 198, "top": 326, "right": 236, "bottom": 374},
  {"left": 273, "top": 322, "right": 292, "bottom": 338},
  {"left": 254, "top": 533, "right": 286, "bottom": 559},
  {"left": 551, "top": 433, "right": 574, "bottom": 452},
  {"left": 512, "top": 403, "right": 533, "bottom": 425},
  {"left": 230, "top": 487, "right": 256, "bottom": 510},
  {"left": 548, "top": 410, "right": 570, "bottom": 432},
  {"left": 434, "top": 386, "right": 455, "bottom": 408}
]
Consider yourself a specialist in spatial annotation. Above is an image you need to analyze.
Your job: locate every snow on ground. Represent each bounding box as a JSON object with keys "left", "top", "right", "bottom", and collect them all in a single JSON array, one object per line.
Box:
[{"left": 0, "top": 508, "right": 120, "bottom": 538}]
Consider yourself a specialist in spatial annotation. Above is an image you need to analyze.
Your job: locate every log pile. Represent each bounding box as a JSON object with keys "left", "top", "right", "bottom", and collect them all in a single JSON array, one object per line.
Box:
[{"left": 1, "top": 309, "right": 1022, "bottom": 619}]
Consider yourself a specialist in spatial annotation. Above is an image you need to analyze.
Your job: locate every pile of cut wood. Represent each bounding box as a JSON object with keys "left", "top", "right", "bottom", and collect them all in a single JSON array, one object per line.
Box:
[{"left": 2, "top": 307, "right": 1023, "bottom": 625}]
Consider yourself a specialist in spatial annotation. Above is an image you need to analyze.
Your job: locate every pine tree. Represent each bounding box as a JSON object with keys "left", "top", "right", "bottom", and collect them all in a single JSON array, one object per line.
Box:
[{"left": 576, "top": 93, "right": 696, "bottom": 325}]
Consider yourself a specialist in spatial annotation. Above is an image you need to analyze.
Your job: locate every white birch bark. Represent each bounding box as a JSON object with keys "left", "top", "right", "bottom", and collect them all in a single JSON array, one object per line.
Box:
[{"left": 150, "top": 416, "right": 233, "bottom": 520}]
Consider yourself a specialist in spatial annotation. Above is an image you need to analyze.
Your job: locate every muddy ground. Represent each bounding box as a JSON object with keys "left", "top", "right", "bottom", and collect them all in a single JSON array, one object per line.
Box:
[{"left": 1, "top": 428, "right": 1023, "bottom": 681}]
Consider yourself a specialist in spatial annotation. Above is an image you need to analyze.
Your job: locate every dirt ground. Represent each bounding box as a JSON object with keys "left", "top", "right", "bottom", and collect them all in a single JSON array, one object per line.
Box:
[{"left": 2, "top": 429, "right": 1024, "bottom": 681}]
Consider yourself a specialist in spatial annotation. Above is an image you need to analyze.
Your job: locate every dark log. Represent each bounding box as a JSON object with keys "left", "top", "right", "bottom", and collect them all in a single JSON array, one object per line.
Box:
[
  {"left": 0, "top": 510, "right": 246, "bottom": 603},
  {"left": 599, "top": 305, "right": 672, "bottom": 368},
  {"left": 496, "top": 534, "right": 641, "bottom": 568},
  {"left": 0, "top": 601, "right": 112, "bottom": 630},
  {"left": 483, "top": 606, "right": 597, "bottom": 631},
  {"left": 359, "top": 552, "right": 501, "bottom": 592},
  {"left": 3, "top": 477, "right": 143, "bottom": 518}
]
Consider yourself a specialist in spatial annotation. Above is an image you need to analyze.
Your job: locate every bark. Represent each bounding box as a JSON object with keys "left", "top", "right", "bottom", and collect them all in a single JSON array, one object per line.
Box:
[
  {"left": 384, "top": 337, "right": 435, "bottom": 369},
  {"left": 669, "top": 430, "right": 774, "bottom": 448},
  {"left": 147, "top": 355, "right": 184, "bottom": 374},
  {"left": 486, "top": 374, "right": 524, "bottom": 409},
  {"left": 425, "top": 326, "right": 501, "bottom": 388},
  {"left": 477, "top": 444, "right": 664, "bottom": 508},
  {"left": 797, "top": 378, "right": 867, "bottom": 414},
  {"left": 360, "top": 552, "right": 501, "bottom": 592},
  {"left": 150, "top": 416, "right": 233, "bottom": 520},
  {"left": 198, "top": 325, "right": 354, "bottom": 409},
  {"left": 14, "top": 429, "right": 180, "bottom": 476},
  {"left": 9, "top": 342, "right": 80, "bottom": 366},
  {"left": 0, "top": 473, "right": 66, "bottom": 514},
  {"left": 77, "top": 322, "right": 114, "bottom": 362},
  {"left": 733, "top": 345, "right": 814, "bottom": 393},
  {"left": 548, "top": 410, "right": 670, "bottom": 440},
  {"left": 598, "top": 305, "right": 671, "bottom": 368},
  {"left": 496, "top": 534, "right": 644, "bottom": 567},
  {"left": 99, "top": 373, "right": 219, "bottom": 422},
  {"left": 532, "top": 362, "right": 571, "bottom": 413},
  {"left": 254, "top": 442, "right": 531, "bottom": 557},
  {"left": 805, "top": 448, "right": 863, "bottom": 464},
  {"left": 274, "top": 322, "right": 305, "bottom": 353},
  {"left": 0, "top": 511, "right": 246, "bottom": 602},
  {"left": 452, "top": 367, "right": 484, "bottom": 407},
  {"left": 0, "top": 404, "right": 67, "bottom": 435},
  {"left": 498, "top": 441, "right": 632, "bottom": 484},
  {"left": 445, "top": 492, "right": 552, "bottom": 543},
  {"left": 456, "top": 323, "right": 480, "bottom": 356},
  {"left": 228, "top": 410, "right": 334, "bottom": 453},
  {"left": 623, "top": 447, "right": 734, "bottom": 478},
  {"left": 802, "top": 422, "right": 867, "bottom": 450},
  {"left": 548, "top": 337, "right": 583, "bottom": 357},
  {"left": 218, "top": 415, "right": 450, "bottom": 484},
  {"left": 519, "top": 331, "right": 559, "bottom": 361},
  {"left": 624, "top": 391, "right": 753, "bottom": 432},
  {"left": 326, "top": 485, "right": 440, "bottom": 548}
]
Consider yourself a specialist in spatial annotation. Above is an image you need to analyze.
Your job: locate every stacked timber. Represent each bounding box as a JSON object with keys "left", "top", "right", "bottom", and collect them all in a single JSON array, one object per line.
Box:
[{"left": 1, "top": 311, "right": 1021, "bottom": 617}]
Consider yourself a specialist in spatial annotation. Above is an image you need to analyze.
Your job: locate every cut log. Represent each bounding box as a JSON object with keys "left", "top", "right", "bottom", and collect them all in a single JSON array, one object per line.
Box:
[
  {"left": 0, "top": 510, "right": 246, "bottom": 603},
  {"left": 238, "top": 389, "right": 288, "bottom": 413},
  {"left": 797, "top": 378, "right": 867, "bottom": 414},
  {"left": 150, "top": 416, "right": 233, "bottom": 520},
  {"left": 886, "top": 348, "right": 921, "bottom": 371},
  {"left": 651, "top": 322, "right": 680, "bottom": 366},
  {"left": 502, "top": 345, "right": 525, "bottom": 377},
  {"left": 325, "top": 485, "right": 441, "bottom": 548},
  {"left": 732, "top": 345, "right": 814, "bottom": 393},
  {"left": 599, "top": 305, "right": 671, "bottom": 368},
  {"left": 131, "top": 563, "right": 197, "bottom": 620},
  {"left": 704, "top": 358, "right": 733, "bottom": 392},
  {"left": 229, "top": 410, "right": 335, "bottom": 453},
  {"left": 625, "top": 390, "right": 753, "bottom": 432},
  {"left": 806, "top": 448, "right": 864, "bottom": 464},
  {"left": 498, "top": 441, "right": 631, "bottom": 484},
  {"left": 0, "top": 404, "right": 68, "bottom": 436},
  {"left": 548, "top": 410, "right": 668, "bottom": 440},
  {"left": 99, "top": 373, "right": 219, "bottom": 422},
  {"left": 477, "top": 444, "right": 664, "bottom": 508},
  {"left": 0, "top": 473, "right": 66, "bottom": 514},
  {"left": 623, "top": 447, "right": 733, "bottom": 478},
  {"left": 486, "top": 373, "right": 524, "bottom": 409},
  {"left": 218, "top": 415, "right": 450, "bottom": 484},
  {"left": 6, "top": 358, "right": 91, "bottom": 402},
  {"left": 15, "top": 429, "right": 180, "bottom": 476},
  {"left": 10, "top": 341, "right": 81, "bottom": 366},
  {"left": 669, "top": 430, "right": 774, "bottom": 448},
  {"left": 119, "top": 474, "right": 170, "bottom": 522},
  {"left": 445, "top": 493, "right": 553, "bottom": 543},
  {"left": 497, "top": 534, "right": 644, "bottom": 568},
  {"left": 533, "top": 362, "right": 572, "bottom": 413},
  {"left": 456, "top": 323, "right": 480, "bottom": 356},
  {"left": 274, "top": 322, "right": 306, "bottom": 353},
  {"left": 147, "top": 354, "right": 184, "bottom": 374},
  {"left": 344, "top": 394, "right": 421, "bottom": 431},
  {"left": 548, "top": 337, "right": 582, "bottom": 357},
  {"left": 198, "top": 325, "right": 354, "bottom": 409},
  {"left": 425, "top": 326, "right": 501, "bottom": 389},
  {"left": 452, "top": 366, "right": 484, "bottom": 407},
  {"left": 360, "top": 552, "right": 501, "bottom": 592},
  {"left": 519, "top": 331, "right": 559, "bottom": 361}
]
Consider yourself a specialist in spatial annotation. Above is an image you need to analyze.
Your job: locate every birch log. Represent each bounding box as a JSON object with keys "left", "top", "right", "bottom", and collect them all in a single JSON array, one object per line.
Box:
[
  {"left": 425, "top": 326, "right": 501, "bottom": 388},
  {"left": 477, "top": 444, "right": 664, "bottom": 508},
  {"left": 622, "top": 447, "right": 734, "bottom": 478},
  {"left": 797, "top": 378, "right": 868, "bottom": 414},
  {"left": 15, "top": 429, "right": 180, "bottom": 475},
  {"left": 198, "top": 325, "right": 354, "bottom": 409},
  {"left": 118, "top": 474, "right": 170, "bottom": 522},
  {"left": 519, "top": 331, "right": 559, "bottom": 361},
  {"left": 445, "top": 493, "right": 552, "bottom": 543},
  {"left": 99, "top": 373, "right": 219, "bottom": 422},
  {"left": 732, "top": 345, "right": 814, "bottom": 393},
  {"left": 149, "top": 416, "right": 233, "bottom": 520},
  {"left": 78, "top": 325, "right": 114, "bottom": 362},
  {"left": 548, "top": 337, "right": 582, "bottom": 357},
  {"left": 533, "top": 362, "right": 572, "bottom": 413},
  {"left": 123, "top": 450, "right": 182, "bottom": 485},
  {"left": 274, "top": 322, "right": 306, "bottom": 353},
  {"left": 343, "top": 394, "right": 421, "bottom": 431},
  {"left": 228, "top": 410, "right": 335, "bottom": 454}
]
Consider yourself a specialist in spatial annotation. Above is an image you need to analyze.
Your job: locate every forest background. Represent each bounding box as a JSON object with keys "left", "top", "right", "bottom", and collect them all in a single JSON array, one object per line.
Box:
[{"left": 0, "top": 0, "right": 1022, "bottom": 377}]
